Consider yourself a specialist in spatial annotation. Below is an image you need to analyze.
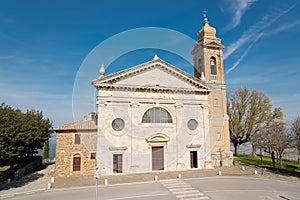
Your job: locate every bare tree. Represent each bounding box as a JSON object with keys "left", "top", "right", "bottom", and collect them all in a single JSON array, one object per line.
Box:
[
  {"left": 291, "top": 117, "right": 300, "bottom": 163},
  {"left": 227, "top": 87, "right": 282, "bottom": 156},
  {"left": 262, "top": 121, "right": 290, "bottom": 169},
  {"left": 251, "top": 107, "right": 283, "bottom": 157}
]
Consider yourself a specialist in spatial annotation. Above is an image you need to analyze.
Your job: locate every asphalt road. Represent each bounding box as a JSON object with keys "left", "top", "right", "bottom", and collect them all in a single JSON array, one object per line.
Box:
[{"left": 5, "top": 176, "right": 300, "bottom": 200}]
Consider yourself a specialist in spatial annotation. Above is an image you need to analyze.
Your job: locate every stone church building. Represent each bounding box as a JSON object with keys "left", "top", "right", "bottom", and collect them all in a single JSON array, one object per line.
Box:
[{"left": 54, "top": 18, "right": 233, "bottom": 177}]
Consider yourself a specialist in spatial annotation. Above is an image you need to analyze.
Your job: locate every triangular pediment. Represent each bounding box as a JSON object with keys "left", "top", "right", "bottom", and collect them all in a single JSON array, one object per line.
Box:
[
  {"left": 92, "top": 56, "right": 210, "bottom": 94},
  {"left": 203, "top": 40, "right": 224, "bottom": 49}
]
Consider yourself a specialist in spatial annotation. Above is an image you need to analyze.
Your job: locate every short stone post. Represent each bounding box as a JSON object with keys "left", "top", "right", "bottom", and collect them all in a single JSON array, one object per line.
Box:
[
  {"left": 104, "top": 179, "right": 108, "bottom": 185},
  {"left": 154, "top": 175, "right": 158, "bottom": 181},
  {"left": 51, "top": 177, "right": 55, "bottom": 183},
  {"left": 241, "top": 166, "right": 245, "bottom": 171},
  {"left": 218, "top": 171, "right": 222, "bottom": 176},
  {"left": 178, "top": 173, "right": 181, "bottom": 179},
  {"left": 254, "top": 170, "right": 258, "bottom": 175},
  {"left": 47, "top": 183, "right": 51, "bottom": 189}
]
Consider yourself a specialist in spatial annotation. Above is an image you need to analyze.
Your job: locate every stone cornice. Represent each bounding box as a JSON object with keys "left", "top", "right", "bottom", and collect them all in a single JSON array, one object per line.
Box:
[{"left": 96, "top": 84, "right": 209, "bottom": 95}]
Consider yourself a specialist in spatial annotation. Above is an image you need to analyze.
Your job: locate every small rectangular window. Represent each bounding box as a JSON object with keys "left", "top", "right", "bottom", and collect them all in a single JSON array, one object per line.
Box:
[
  {"left": 213, "top": 98, "right": 219, "bottom": 107},
  {"left": 91, "top": 153, "right": 96, "bottom": 159},
  {"left": 217, "top": 132, "right": 222, "bottom": 141},
  {"left": 74, "top": 134, "right": 81, "bottom": 144}
]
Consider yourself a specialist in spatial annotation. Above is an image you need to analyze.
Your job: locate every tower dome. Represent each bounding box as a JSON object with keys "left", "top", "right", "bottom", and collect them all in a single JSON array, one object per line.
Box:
[{"left": 197, "top": 18, "right": 217, "bottom": 42}]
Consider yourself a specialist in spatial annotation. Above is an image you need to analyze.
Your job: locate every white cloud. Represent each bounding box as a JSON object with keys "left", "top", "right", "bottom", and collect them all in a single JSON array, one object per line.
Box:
[
  {"left": 224, "top": 3, "right": 298, "bottom": 72},
  {"left": 263, "top": 19, "right": 300, "bottom": 37},
  {"left": 224, "top": 0, "right": 257, "bottom": 30},
  {"left": 226, "top": 32, "right": 263, "bottom": 74}
]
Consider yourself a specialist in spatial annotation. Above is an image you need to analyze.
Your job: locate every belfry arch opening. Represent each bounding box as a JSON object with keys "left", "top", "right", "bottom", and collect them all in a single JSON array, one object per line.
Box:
[{"left": 210, "top": 57, "right": 217, "bottom": 80}]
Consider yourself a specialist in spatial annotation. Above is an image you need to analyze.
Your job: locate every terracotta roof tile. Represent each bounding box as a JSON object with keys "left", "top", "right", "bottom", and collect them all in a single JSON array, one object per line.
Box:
[{"left": 54, "top": 119, "right": 97, "bottom": 131}]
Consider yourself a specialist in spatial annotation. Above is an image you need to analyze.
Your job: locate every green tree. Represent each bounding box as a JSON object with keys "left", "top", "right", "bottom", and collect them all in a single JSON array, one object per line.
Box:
[
  {"left": 0, "top": 103, "right": 53, "bottom": 176},
  {"left": 227, "top": 87, "right": 282, "bottom": 156},
  {"left": 0, "top": 103, "right": 24, "bottom": 170},
  {"left": 43, "top": 139, "right": 50, "bottom": 160}
]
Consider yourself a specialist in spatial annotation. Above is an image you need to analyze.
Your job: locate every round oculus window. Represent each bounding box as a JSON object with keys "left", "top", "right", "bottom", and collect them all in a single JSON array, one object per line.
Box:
[
  {"left": 187, "top": 119, "right": 198, "bottom": 131},
  {"left": 112, "top": 118, "right": 125, "bottom": 131}
]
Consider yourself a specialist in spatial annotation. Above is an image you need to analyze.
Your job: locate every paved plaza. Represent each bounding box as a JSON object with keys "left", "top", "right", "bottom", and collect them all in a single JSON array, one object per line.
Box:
[{"left": 0, "top": 164, "right": 299, "bottom": 200}]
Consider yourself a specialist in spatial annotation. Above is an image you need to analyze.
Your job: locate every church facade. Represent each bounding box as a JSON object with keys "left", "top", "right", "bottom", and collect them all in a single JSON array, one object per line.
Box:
[{"left": 54, "top": 18, "right": 233, "bottom": 177}]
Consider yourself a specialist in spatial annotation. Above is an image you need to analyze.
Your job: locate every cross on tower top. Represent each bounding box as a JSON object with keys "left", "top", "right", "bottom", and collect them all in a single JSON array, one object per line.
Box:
[{"left": 203, "top": 9, "right": 208, "bottom": 23}]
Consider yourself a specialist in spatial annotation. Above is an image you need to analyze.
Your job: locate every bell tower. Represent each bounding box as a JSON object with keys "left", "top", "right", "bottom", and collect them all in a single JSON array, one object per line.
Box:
[
  {"left": 192, "top": 15, "right": 225, "bottom": 83},
  {"left": 192, "top": 13, "right": 233, "bottom": 167}
]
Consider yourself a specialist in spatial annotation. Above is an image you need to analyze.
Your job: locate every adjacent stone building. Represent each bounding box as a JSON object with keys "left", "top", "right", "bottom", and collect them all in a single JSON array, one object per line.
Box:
[
  {"left": 55, "top": 17, "right": 233, "bottom": 177},
  {"left": 54, "top": 113, "right": 97, "bottom": 176}
]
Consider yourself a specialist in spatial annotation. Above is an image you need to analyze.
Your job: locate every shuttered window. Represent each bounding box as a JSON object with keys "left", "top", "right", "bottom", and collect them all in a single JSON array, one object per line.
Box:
[{"left": 74, "top": 134, "right": 81, "bottom": 144}]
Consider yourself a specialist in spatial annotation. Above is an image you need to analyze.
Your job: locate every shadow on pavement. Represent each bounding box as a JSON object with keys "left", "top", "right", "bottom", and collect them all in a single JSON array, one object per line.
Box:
[{"left": 0, "top": 163, "right": 53, "bottom": 191}]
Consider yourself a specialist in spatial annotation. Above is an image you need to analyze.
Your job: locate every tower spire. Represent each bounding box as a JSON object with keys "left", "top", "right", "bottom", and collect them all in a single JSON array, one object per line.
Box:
[{"left": 203, "top": 9, "right": 208, "bottom": 24}]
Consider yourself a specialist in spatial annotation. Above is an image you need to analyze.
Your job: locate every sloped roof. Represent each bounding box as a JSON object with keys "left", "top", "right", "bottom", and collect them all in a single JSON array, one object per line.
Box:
[{"left": 54, "top": 119, "right": 97, "bottom": 132}]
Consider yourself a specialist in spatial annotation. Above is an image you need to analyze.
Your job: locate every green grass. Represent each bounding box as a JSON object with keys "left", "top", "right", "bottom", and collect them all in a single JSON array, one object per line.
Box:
[{"left": 234, "top": 155, "right": 300, "bottom": 174}]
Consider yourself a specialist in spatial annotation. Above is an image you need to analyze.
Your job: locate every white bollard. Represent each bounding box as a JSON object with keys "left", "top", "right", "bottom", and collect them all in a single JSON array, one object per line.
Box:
[
  {"left": 47, "top": 183, "right": 51, "bottom": 189},
  {"left": 254, "top": 170, "right": 258, "bottom": 175},
  {"left": 218, "top": 171, "right": 222, "bottom": 176},
  {"left": 178, "top": 173, "right": 181, "bottom": 179},
  {"left": 241, "top": 166, "right": 245, "bottom": 171},
  {"left": 154, "top": 175, "right": 158, "bottom": 181},
  {"left": 104, "top": 179, "right": 108, "bottom": 185},
  {"left": 51, "top": 177, "right": 55, "bottom": 183},
  {"left": 7, "top": 179, "right": 11, "bottom": 183}
]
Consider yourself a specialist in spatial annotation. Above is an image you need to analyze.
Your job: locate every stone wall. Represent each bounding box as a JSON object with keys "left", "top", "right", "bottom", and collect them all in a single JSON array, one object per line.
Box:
[
  {"left": 55, "top": 131, "right": 97, "bottom": 177},
  {"left": 14, "top": 156, "right": 42, "bottom": 180},
  {"left": 211, "top": 151, "right": 233, "bottom": 167}
]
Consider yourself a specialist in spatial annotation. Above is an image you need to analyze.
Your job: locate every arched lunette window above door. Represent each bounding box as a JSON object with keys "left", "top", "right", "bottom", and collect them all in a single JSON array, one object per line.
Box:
[{"left": 142, "top": 107, "right": 172, "bottom": 123}]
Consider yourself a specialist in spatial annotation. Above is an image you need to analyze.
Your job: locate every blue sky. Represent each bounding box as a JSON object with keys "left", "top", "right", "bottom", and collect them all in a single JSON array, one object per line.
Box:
[{"left": 1, "top": 0, "right": 300, "bottom": 127}]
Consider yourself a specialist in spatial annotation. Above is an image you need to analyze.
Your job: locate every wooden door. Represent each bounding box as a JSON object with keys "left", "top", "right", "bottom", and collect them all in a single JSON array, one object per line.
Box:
[
  {"left": 152, "top": 146, "right": 164, "bottom": 170},
  {"left": 73, "top": 154, "right": 81, "bottom": 171}
]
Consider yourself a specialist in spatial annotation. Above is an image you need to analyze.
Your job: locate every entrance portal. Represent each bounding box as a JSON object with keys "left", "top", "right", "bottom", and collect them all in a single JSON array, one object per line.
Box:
[
  {"left": 190, "top": 151, "right": 198, "bottom": 168},
  {"left": 152, "top": 146, "right": 164, "bottom": 170},
  {"left": 113, "top": 154, "right": 123, "bottom": 173}
]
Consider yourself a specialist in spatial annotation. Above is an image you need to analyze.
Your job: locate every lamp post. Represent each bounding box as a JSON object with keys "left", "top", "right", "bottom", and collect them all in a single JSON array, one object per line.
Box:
[{"left": 94, "top": 167, "right": 100, "bottom": 200}]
